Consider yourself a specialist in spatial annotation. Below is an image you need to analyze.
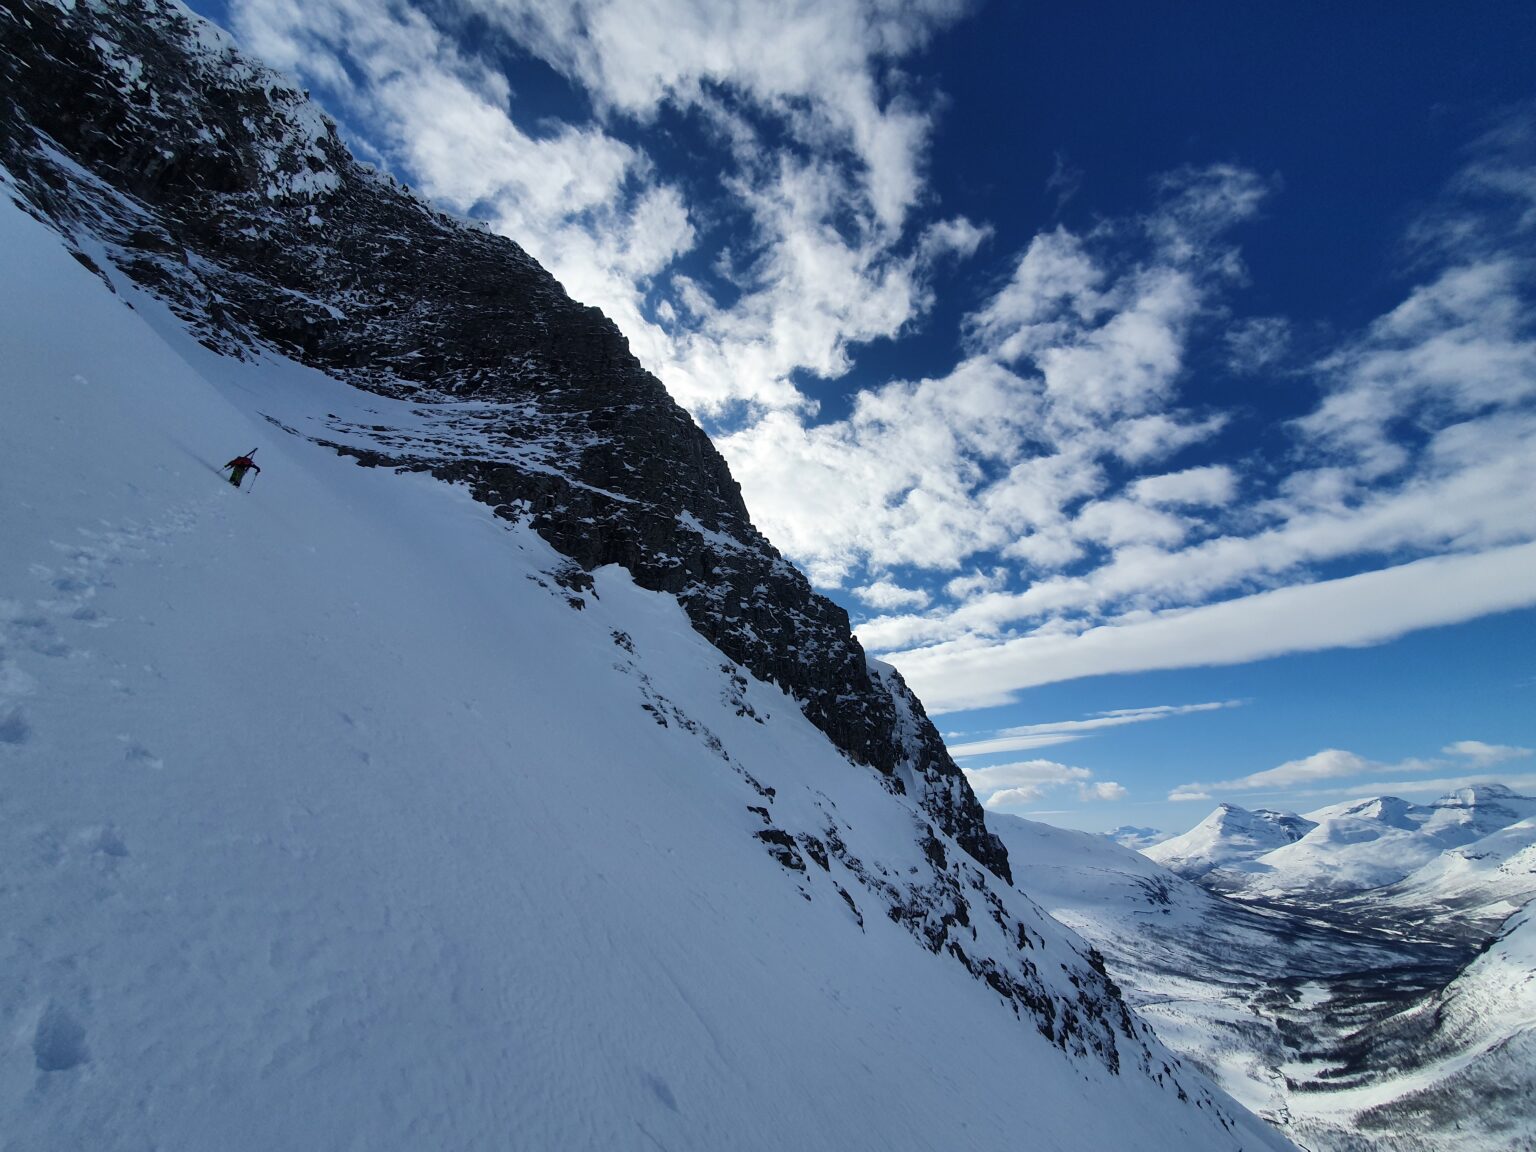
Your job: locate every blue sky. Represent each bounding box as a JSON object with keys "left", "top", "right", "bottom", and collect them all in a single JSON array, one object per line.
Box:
[{"left": 186, "top": 0, "right": 1536, "bottom": 836}]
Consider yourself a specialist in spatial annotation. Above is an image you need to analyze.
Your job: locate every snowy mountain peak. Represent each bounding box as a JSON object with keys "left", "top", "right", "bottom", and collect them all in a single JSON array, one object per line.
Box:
[
  {"left": 1167, "top": 784, "right": 1536, "bottom": 903},
  {"left": 1432, "top": 782, "right": 1532, "bottom": 813},
  {"left": 1307, "top": 795, "right": 1425, "bottom": 830},
  {"left": 1105, "top": 825, "right": 1169, "bottom": 850},
  {"left": 1145, "top": 801, "right": 1315, "bottom": 879}
]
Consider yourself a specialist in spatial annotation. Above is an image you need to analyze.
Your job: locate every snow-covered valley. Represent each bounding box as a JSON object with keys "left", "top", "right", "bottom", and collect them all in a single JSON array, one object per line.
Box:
[{"left": 997, "top": 792, "right": 1536, "bottom": 1151}]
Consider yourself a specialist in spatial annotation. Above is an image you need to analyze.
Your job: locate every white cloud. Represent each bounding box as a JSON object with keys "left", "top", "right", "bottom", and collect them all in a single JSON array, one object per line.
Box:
[
  {"left": 722, "top": 167, "right": 1265, "bottom": 586},
  {"left": 1171, "top": 749, "right": 1379, "bottom": 798},
  {"left": 965, "top": 759, "right": 1091, "bottom": 795},
  {"left": 1166, "top": 741, "right": 1534, "bottom": 802},
  {"left": 1045, "top": 150, "right": 1084, "bottom": 215},
  {"left": 963, "top": 759, "right": 1128, "bottom": 810},
  {"left": 1300, "top": 258, "right": 1536, "bottom": 477},
  {"left": 944, "top": 567, "right": 1009, "bottom": 600},
  {"left": 1147, "top": 163, "right": 1271, "bottom": 257},
  {"left": 852, "top": 579, "right": 931, "bottom": 611},
  {"left": 894, "top": 541, "right": 1536, "bottom": 712},
  {"left": 1080, "top": 781, "right": 1128, "bottom": 802},
  {"left": 949, "top": 700, "right": 1241, "bottom": 757},
  {"left": 951, "top": 732, "right": 1088, "bottom": 756},
  {"left": 859, "top": 407, "right": 1536, "bottom": 662},
  {"left": 983, "top": 787, "right": 1053, "bottom": 810},
  {"left": 1224, "top": 315, "right": 1291, "bottom": 374},
  {"left": 1073, "top": 498, "right": 1190, "bottom": 548},
  {"left": 1443, "top": 740, "right": 1533, "bottom": 767},
  {"left": 1130, "top": 465, "right": 1237, "bottom": 507},
  {"left": 848, "top": 144, "right": 1536, "bottom": 712},
  {"left": 476, "top": 0, "right": 965, "bottom": 228}
]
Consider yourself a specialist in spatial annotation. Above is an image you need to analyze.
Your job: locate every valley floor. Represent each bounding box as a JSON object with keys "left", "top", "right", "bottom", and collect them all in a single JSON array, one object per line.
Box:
[{"left": 992, "top": 814, "right": 1536, "bottom": 1152}]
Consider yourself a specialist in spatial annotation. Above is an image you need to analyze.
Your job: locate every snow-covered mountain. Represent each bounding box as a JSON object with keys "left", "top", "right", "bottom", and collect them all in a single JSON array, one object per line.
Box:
[
  {"left": 1105, "top": 824, "right": 1171, "bottom": 850},
  {"left": 1, "top": 0, "right": 1013, "bottom": 879},
  {"left": 1243, "top": 786, "right": 1536, "bottom": 899},
  {"left": 1360, "top": 815, "right": 1536, "bottom": 933},
  {"left": 0, "top": 1, "right": 1290, "bottom": 1148},
  {"left": 1145, "top": 804, "right": 1315, "bottom": 879},
  {"left": 1156, "top": 787, "right": 1536, "bottom": 902},
  {"left": 993, "top": 812, "right": 1536, "bottom": 1152}
]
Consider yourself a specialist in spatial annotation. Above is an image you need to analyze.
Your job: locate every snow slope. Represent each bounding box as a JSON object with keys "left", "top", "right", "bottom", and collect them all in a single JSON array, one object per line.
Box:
[
  {"left": 0, "top": 185, "right": 1286, "bottom": 1149},
  {"left": 1370, "top": 817, "right": 1536, "bottom": 927}
]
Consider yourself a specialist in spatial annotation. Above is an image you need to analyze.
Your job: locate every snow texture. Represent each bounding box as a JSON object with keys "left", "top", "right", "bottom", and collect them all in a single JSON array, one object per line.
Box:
[{"left": 0, "top": 182, "right": 1287, "bottom": 1150}]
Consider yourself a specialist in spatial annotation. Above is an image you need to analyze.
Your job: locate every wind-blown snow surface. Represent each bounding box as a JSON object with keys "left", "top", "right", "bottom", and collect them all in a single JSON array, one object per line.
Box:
[{"left": 0, "top": 191, "right": 1286, "bottom": 1148}]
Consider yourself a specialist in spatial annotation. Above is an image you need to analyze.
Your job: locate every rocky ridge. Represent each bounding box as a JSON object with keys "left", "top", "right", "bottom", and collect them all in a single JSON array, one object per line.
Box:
[{"left": 0, "top": 0, "right": 1009, "bottom": 888}]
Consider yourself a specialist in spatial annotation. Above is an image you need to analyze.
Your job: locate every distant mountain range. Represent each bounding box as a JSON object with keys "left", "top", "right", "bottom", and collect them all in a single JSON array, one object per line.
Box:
[
  {"left": 1103, "top": 824, "right": 1172, "bottom": 850},
  {"left": 1150, "top": 784, "right": 1536, "bottom": 908},
  {"left": 999, "top": 784, "right": 1536, "bottom": 1151},
  {"left": 1144, "top": 805, "right": 1315, "bottom": 876}
]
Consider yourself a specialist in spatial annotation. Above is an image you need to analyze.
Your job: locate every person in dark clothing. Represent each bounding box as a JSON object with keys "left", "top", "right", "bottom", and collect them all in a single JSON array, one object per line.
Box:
[{"left": 222, "top": 448, "right": 261, "bottom": 488}]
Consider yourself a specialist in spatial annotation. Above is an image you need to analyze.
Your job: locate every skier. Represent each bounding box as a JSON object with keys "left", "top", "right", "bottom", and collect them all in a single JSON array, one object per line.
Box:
[{"left": 222, "top": 448, "right": 261, "bottom": 489}]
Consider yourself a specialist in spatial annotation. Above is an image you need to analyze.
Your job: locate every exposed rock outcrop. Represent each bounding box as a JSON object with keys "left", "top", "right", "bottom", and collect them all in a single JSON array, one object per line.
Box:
[{"left": 0, "top": 0, "right": 1009, "bottom": 882}]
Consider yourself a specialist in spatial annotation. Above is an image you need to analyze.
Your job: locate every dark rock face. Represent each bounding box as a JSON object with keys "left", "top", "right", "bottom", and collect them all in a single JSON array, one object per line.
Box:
[{"left": 0, "top": 0, "right": 1009, "bottom": 883}]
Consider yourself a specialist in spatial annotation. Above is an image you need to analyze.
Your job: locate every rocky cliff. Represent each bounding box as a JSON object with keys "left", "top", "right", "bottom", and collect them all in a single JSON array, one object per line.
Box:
[{"left": 0, "top": 0, "right": 1009, "bottom": 882}]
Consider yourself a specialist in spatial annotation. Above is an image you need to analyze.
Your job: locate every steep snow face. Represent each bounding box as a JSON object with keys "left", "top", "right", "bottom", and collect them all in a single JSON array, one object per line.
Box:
[
  {"left": 0, "top": 184, "right": 1287, "bottom": 1148},
  {"left": 1145, "top": 804, "right": 1315, "bottom": 879},
  {"left": 0, "top": 0, "right": 1009, "bottom": 883}
]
